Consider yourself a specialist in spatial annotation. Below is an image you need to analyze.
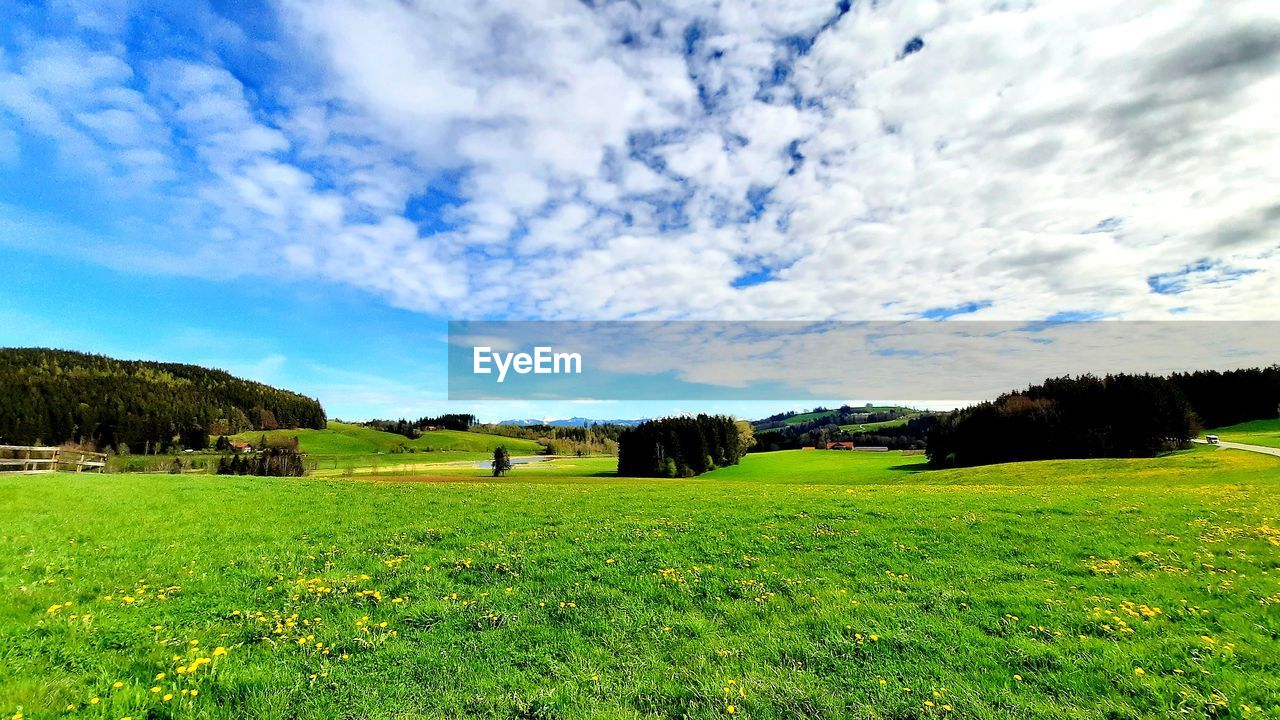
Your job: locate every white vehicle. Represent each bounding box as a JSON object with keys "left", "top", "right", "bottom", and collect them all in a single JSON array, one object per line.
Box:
[{"left": 1206, "top": 435, "right": 1220, "bottom": 445}]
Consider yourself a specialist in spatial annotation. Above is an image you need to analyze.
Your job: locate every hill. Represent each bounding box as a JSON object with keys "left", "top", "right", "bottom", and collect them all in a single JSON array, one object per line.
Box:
[
  {"left": 497, "top": 417, "right": 647, "bottom": 427},
  {"left": 224, "top": 421, "right": 546, "bottom": 474},
  {"left": 752, "top": 405, "right": 931, "bottom": 451},
  {"left": 0, "top": 348, "right": 325, "bottom": 451},
  {"left": 754, "top": 405, "right": 917, "bottom": 429},
  {"left": 1206, "top": 417, "right": 1280, "bottom": 449}
]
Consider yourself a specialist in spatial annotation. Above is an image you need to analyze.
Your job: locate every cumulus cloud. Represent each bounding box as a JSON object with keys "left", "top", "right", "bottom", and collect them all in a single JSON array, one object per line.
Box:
[{"left": 2, "top": 0, "right": 1278, "bottom": 320}]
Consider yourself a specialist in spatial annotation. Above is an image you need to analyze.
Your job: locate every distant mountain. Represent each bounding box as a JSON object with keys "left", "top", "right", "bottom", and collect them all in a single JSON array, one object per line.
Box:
[{"left": 496, "top": 417, "right": 648, "bottom": 427}]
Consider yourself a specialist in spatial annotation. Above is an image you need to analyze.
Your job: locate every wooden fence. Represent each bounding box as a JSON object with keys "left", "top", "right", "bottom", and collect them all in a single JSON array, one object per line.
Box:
[{"left": 0, "top": 445, "right": 108, "bottom": 474}]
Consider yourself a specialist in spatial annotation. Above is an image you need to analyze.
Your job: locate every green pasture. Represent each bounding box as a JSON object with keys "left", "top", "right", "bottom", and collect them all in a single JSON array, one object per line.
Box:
[
  {"left": 3, "top": 448, "right": 1279, "bottom": 718},
  {"left": 1207, "top": 417, "right": 1280, "bottom": 449}
]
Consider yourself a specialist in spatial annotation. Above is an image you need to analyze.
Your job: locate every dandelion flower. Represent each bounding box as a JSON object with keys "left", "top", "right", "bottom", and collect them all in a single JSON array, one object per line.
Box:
[
  {"left": 213, "top": 646, "right": 228, "bottom": 657},
  {"left": 112, "top": 681, "right": 124, "bottom": 689},
  {"left": 1014, "top": 674, "right": 1023, "bottom": 682},
  {"left": 150, "top": 686, "right": 161, "bottom": 694},
  {"left": 1134, "top": 667, "right": 1145, "bottom": 676},
  {"left": 726, "top": 706, "right": 736, "bottom": 714},
  {"left": 90, "top": 697, "right": 100, "bottom": 705},
  {"left": 163, "top": 694, "right": 173, "bottom": 702}
]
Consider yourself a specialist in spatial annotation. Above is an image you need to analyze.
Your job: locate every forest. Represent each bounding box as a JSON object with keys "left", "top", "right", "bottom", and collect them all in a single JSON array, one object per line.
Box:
[
  {"left": 0, "top": 348, "right": 326, "bottom": 452},
  {"left": 1169, "top": 366, "right": 1280, "bottom": 428},
  {"left": 616, "top": 414, "right": 748, "bottom": 477},
  {"left": 361, "top": 414, "right": 478, "bottom": 436},
  {"left": 926, "top": 373, "right": 1197, "bottom": 467},
  {"left": 475, "top": 422, "right": 629, "bottom": 456}
]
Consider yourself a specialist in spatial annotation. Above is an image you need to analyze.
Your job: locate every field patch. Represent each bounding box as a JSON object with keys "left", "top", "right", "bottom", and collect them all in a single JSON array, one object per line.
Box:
[
  {"left": 1209, "top": 417, "right": 1280, "bottom": 449},
  {"left": 222, "top": 421, "right": 546, "bottom": 474}
]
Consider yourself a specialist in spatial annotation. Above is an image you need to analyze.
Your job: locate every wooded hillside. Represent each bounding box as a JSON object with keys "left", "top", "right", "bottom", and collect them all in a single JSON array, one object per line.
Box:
[{"left": 0, "top": 348, "right": 326, "bottom": 452}]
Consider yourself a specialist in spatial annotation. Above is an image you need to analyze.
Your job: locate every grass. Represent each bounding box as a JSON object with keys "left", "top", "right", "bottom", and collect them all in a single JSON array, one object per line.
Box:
[
  {"left": 3, "top": 449, "right": 1279, "bottom": 718},
  {"left": 109, "top": 423, "right": 547, "bottom": 475},
  {"left": 838, "top": 416, "right": 913, "bottom": 433},
  {"left": 1207, "top": 417, "right": 1280, "bottom": 449},
  {"left": 224, "top": 421, "right": 546, "bottom": 473}
]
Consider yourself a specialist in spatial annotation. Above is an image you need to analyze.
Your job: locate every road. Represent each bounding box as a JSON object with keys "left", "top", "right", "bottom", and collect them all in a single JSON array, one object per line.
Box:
[{"left": 1192, "top": 438, "right": 1280, "bottom": 458}]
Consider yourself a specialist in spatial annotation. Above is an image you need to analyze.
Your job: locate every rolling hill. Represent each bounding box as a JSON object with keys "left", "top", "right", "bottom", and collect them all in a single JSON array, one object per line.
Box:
[
  {"left": 226, "top": 421, "right": 546, "bottom": 473},
  {"left": 1206, "top": 417, "right": 1280, "bottom": 448},
  {"left": 0, "top": 347, "right": 325, "bottom": 451}
]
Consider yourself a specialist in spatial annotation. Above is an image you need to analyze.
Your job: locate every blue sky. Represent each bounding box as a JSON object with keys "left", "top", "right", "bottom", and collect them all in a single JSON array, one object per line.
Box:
[{"left": 1, "top": 0, "right": 1277, "bottom": 421}]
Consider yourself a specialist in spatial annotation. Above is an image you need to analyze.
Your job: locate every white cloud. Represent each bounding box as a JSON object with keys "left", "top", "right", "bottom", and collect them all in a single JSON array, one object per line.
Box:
[{"left": 4, "top": 0, "right": 1278, "bottom": 321}]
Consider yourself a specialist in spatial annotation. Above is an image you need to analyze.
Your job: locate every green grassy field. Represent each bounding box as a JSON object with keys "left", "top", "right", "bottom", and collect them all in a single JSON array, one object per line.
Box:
[
  {"left": 224, "top": 422, "right": 546, "bottom": 474},
  {"left": 4, "top": 448, "right": 1279, "bottom": 718},
  {"left": 107, "top": 423, "right": 546, "bottom": 475},
  {"left": 838, "top": 416, "right": 913, "bottom": 433},
  {"left": 1208, "top": 418, "right": 1280, "bottom": 449}
]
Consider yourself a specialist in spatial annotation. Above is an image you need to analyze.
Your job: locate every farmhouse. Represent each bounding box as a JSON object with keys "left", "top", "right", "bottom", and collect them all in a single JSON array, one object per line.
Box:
[
  {"left": 826, "top": 441, "right": 856, "bottom": 450},
  {"left": 229, "top": 441, "right": 252, "bottom": 452}
]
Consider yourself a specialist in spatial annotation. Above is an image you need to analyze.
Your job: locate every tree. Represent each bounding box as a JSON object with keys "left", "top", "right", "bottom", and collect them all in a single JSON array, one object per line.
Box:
[
  {"left": 492, "top": 446, "right": 512, "bottom": 477},
  {"left": 735, "top": 420, "right": 755, "bottom": 457},
  {"left": 181, "top": 425, "right": 209, "bottom": 450}
]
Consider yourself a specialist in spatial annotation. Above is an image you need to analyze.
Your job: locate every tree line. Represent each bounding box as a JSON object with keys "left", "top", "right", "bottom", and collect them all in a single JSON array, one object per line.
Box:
[
  {"left": 616, "top": 415, "right": 751, "bottom": 477},
  {"left": 361, "top": 414, "right": 478, "bottom": 437},
  {"left": 753, "top": 405, "right": 909, "bottom": 432},
  {"left": 475, "top": 422, "right": 628, "bottom": 457},
  {"left": 927, "top": 366, "right": 1280, "bottom": 468},
  {"left": 216, "top": 448, "right": 307, "bottom": 477},
  {"left": 926, "top": 373, "right": 1199, "bottom": 468},
  {"left": 1169, "top": 367, "right": 1280, "bottom": 429},
  {"left": 0, "top": 348, "right": 326, "bottom": 453},
  {"left": 752, "top": 412, "right": 933, "bottom": 451}
]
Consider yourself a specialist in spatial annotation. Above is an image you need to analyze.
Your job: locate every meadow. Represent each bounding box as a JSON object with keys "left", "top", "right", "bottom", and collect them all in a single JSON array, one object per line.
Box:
[
  {"left": 109, "top": 423, "right": 547, "bottom": 475},
  {"left": 3, "top": 448, "right": 1279, "bottom": 719},
  {"left": 1208, "top": 418, "right": 1280, "bottom": 449}
]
